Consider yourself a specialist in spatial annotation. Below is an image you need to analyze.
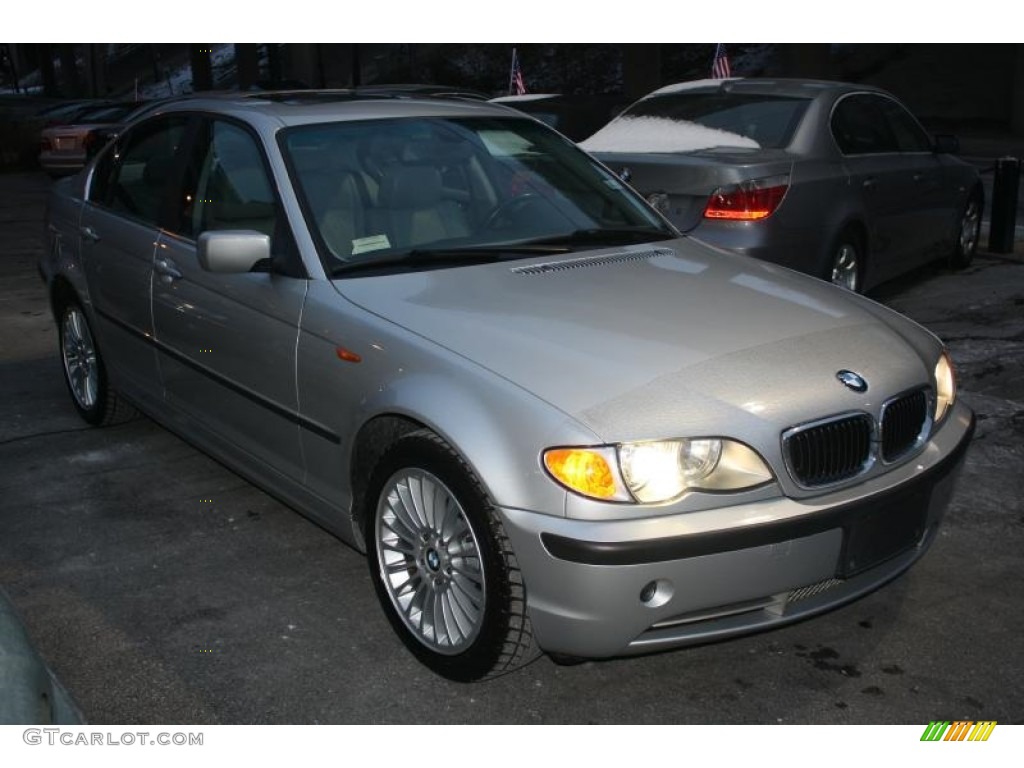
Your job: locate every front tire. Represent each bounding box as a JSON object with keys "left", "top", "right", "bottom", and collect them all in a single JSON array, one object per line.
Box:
[
  {"left": 58, "top": 299, "right": 136, "bottom": 426},
  {"left": 365, "top": 430, "right": 539, "bottom": 681}
]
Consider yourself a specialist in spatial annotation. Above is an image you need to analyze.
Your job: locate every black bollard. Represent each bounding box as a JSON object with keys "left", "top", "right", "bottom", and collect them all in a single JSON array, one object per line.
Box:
[{"left": 987, "top": 157, "right": 1020, "bottom": 254}]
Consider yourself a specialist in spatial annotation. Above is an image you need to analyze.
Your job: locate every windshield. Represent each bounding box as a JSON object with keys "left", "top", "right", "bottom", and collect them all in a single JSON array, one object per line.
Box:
[
  {"left": 583, "top": 92, "right": 810, "bottom": 152},
  {"left": 280, "top": 117, "right": 673, "bottom": 274}
]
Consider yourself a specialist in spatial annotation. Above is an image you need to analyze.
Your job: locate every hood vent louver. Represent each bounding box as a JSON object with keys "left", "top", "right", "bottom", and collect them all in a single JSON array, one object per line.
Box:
[{"left": 510, "top": 248, "right": 673, "bottom": 276}]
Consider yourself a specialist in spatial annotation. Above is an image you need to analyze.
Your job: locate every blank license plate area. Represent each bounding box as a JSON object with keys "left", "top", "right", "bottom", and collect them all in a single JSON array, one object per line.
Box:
[{"left": 839, "top": 486, "right": 931, "bottom": 577}]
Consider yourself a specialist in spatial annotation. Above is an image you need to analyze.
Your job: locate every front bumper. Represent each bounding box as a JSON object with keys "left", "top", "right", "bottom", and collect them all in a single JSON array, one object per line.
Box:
[{"left": 499, "top": 402, "right": 975, "bottom": 658}]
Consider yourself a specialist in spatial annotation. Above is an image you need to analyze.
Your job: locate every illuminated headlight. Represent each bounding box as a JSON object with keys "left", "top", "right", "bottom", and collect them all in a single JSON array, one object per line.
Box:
[
  {"left": 543, "top": 439, "right": 773, "bottom": 504},
  {"left": 934, "top": 350, "right": 957, "bottom": 424}
]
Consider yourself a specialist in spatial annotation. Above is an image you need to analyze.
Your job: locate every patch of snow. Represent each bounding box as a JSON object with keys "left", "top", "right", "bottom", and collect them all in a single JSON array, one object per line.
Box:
[
  {"left": 139, "top": 43, "right": 234, "bottom": 99},
  {"left": 580, "top": 115, "right": 759, "bottom": 154}
]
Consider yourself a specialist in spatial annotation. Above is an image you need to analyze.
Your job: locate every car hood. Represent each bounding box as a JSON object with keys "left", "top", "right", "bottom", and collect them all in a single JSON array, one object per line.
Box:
[{"left": 332, "top": 239, "right": 935, "bottom": 442}]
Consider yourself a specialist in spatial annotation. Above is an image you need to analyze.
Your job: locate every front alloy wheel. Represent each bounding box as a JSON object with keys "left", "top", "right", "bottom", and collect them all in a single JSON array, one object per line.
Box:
[
  {"left": 375, "top": 468, "right": 487, "bottom": 654},
  {"left": 366, "top": 430, "right": 539, "bottom": 681}
]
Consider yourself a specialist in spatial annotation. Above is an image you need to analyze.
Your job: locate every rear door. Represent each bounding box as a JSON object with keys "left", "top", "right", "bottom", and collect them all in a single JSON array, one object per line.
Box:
[
  {"left": 151, "top": 117, "right": 308, "bottom": 482},
  {"left": 874, "top": 96, "right": 950, "bottom": 263},
  {"left": 831, "top": 94, "right": 930, "bottom": 282},
  {"left": 79, "top": 114, "right": 192, "bottom": 401}
]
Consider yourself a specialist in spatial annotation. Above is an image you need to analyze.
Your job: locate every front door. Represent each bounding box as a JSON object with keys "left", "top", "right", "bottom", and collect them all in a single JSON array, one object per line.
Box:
[{"left": 151, "top": 117, "right": 308, "bottom": 482}]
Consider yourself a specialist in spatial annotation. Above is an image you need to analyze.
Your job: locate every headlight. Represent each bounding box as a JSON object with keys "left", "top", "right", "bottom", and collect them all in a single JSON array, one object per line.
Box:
[
  {"left": 934, "top": 350, "right": 957, "bottom": 424},
  {"left": 543, "top": 438, "right": 773, "bottom": 504}
]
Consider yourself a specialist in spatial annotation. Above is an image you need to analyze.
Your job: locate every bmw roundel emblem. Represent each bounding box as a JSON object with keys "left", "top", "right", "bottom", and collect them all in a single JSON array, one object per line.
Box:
[{"left": 836, "top": 370, "right": 868, "bottom": 393}]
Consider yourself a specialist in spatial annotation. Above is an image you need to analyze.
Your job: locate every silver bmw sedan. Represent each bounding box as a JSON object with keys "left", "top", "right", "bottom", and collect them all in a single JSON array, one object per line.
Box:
[
  {"left": 582, "top": 78, "right": 983, "bottom": 294},
  {"left": 41, "top": 91, "right": 975, "bottom": 681}
]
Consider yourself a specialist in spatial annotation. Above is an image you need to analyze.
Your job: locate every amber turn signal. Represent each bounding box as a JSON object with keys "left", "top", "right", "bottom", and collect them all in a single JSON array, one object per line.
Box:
[{"left": 543, "top": 448, "right": 624, "bottom": 501}]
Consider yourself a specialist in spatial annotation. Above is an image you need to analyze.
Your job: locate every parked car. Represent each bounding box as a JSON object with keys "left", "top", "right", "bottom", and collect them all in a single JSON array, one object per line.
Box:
[
  {"left": 41, "top": 92, "right": 974, "bottom": 681},
  {"left": 38, "top": 101, "right": 140, "bottom": 176},
  {"left": 490, "top": 93, "right": 627, "bottom": 141},
  {"left": 582, "top": 78, "right": 983, "bottom": 293},
  {"left": 0, "top": 589, "right": 84, "bottom": 724}
]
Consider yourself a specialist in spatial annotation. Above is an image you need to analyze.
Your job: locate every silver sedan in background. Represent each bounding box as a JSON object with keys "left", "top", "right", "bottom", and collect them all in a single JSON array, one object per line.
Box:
[
  {"left": 582, "top": 78, "right": 983, "bottom": 293},
  {"left": 42, "top": 92, "right": 974, "bottom": 681}
]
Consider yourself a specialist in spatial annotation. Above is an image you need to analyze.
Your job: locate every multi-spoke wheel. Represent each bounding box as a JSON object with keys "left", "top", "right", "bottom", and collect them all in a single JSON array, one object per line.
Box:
[
  {"left": 58, "top": 299, "right": 136, "bottom": 426},
  {"left": 950, "top": 191, "right": 982, "bottom": 269},
  {"left": 376, "top": 468, "right": 487, "bottom": 654},
  {"left": 365, "top": 430, "right": 538, "bottom": 681}
]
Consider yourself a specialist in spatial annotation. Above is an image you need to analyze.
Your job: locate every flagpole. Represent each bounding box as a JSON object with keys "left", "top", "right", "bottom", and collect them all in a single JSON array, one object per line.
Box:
[{"left": 508, "top": 48, "right": 517, "bottom": 96}]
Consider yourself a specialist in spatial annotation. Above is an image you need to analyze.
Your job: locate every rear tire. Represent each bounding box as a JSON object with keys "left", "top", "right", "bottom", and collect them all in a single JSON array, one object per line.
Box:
[
  {"left": 58, "top": 299, "right": 137, "bottom": 426},
  {"left": 949, "top": 191, "right": 982, "bottom": 269},
  {"left": 365, "top": 430, "right": 540, "bottom": 681},
  {"left": 825, "top": 229, "right": 864, "bottom": 293}
]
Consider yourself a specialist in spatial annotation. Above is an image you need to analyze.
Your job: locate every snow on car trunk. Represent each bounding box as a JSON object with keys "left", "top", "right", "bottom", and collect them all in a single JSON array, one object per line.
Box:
[{"left": 581, "top": 116, "right": 760, "bottom": 154}]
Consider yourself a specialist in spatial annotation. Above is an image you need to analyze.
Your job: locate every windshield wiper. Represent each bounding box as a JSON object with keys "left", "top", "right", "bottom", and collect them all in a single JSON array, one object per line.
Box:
[
  {"left": 522, "top": 227, "right": 678, "bottom": 247},
  {"left": 328, "top": 243, "right": 572, "bottom": 277}
]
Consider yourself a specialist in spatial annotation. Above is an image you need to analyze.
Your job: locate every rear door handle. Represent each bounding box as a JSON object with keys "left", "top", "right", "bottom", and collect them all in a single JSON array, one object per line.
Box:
[
  {"left": 913, "top": 172, "right": 927, "bottom": 182},
  {"left": 862, "top": 177, "right": 875, "bottom": 190},
  {"left": 80, "top": 225, "right": 100, "bottom": 243},
  {"left": 155, "top": 258, "right": 183, "bottom": 282}
]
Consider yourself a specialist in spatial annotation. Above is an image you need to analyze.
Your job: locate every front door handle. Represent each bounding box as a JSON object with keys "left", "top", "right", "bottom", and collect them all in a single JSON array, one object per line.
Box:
[
  {"left": 80, "top": 225, "right": 100, "bottom": 243},
  {"left": 155, "top": 258, "right": 183, "bottom": 282},
  {"left": 862, "top": 177, "right": 876, "bottom": 190}
]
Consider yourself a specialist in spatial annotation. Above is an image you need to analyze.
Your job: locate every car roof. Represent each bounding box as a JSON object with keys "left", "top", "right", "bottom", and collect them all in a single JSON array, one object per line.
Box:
[
  {"left": 646, "top": 77, "right": 890, "bottom": 101},
  {"left": 148, "top": 89, "right": 519, "bottom": 126}
]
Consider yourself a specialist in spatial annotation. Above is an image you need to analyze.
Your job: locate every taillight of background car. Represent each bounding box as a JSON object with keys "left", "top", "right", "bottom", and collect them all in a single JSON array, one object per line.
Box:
[{"left": 703, "top": 174, "right": 790, "bottom": 221}]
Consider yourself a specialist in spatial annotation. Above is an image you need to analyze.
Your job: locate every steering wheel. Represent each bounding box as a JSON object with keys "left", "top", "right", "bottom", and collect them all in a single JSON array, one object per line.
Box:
[{"left": 484, "top": 193, "right": 542, "bottom": 230}]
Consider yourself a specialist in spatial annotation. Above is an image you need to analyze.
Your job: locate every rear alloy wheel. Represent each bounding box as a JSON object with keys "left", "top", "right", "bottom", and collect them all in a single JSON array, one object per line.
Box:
[
  {"left": 366, "top": 430, "right": 539, "bottom": 681},
  {"left": 950, "top": 193, "right": 982, "bottom": 269},
  {"left": 58, "top": 300, "right": 136, "bottom": 426},
  {"left": 828, "top": 237, "right": 862, "bottom": 292}
]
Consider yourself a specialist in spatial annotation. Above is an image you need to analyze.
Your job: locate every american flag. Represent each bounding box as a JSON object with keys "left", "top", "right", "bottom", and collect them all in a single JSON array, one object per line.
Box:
[
  {"left": 509, "top": 48, "right": 527, "bottom": 96},
  {"left": 711, "top": 43, "right": 731, "bottom": 79}
]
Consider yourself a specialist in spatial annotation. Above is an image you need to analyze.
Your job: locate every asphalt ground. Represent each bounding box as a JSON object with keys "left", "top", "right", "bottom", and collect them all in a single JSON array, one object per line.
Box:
[{"left": 1, "top": 171, "right": 1022, "bottom": 724}]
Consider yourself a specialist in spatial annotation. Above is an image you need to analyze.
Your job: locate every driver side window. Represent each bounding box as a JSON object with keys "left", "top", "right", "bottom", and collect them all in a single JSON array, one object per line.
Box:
[{"left": 181, "top": 120, "right": 277, "bottom": 239}]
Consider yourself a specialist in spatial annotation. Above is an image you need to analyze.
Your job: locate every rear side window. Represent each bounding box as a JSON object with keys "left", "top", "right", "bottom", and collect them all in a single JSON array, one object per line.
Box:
[
  {"left": 89, "top": 115, "right": 189, "bottom": 226},
  {"left": 876, "top": 98, "right": 932, "bottom": 153},
  {"left": 831, "top": 95, "right": 899, "bottom": 155}
]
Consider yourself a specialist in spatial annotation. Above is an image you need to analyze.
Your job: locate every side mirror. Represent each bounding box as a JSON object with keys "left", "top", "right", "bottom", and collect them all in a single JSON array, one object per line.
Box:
[
  {"left": 933, "top": 134, "right": 960, "bottom": 155},
  {"left": 197, "top": 230, "right": 271, "bottom": 273}
]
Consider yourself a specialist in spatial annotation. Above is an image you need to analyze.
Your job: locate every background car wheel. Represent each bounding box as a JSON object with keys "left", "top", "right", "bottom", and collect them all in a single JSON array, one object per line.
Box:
[
  {"left": 949, "top": 191, "right": 982, "bottom": 270},
  {"left": 826, "top": 230, "right": 864, "bottom": 293},
  {"left": 58, "top": 299, "right": 137, "bottom": 426},
  {"left": 365, "top": 430, "right": 540, "bottom": 681}
]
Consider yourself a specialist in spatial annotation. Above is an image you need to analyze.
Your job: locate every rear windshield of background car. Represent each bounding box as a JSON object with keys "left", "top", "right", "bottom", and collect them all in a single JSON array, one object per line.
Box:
[{"left": 626, "top": 93, "right": 811, "bottom": 149}]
